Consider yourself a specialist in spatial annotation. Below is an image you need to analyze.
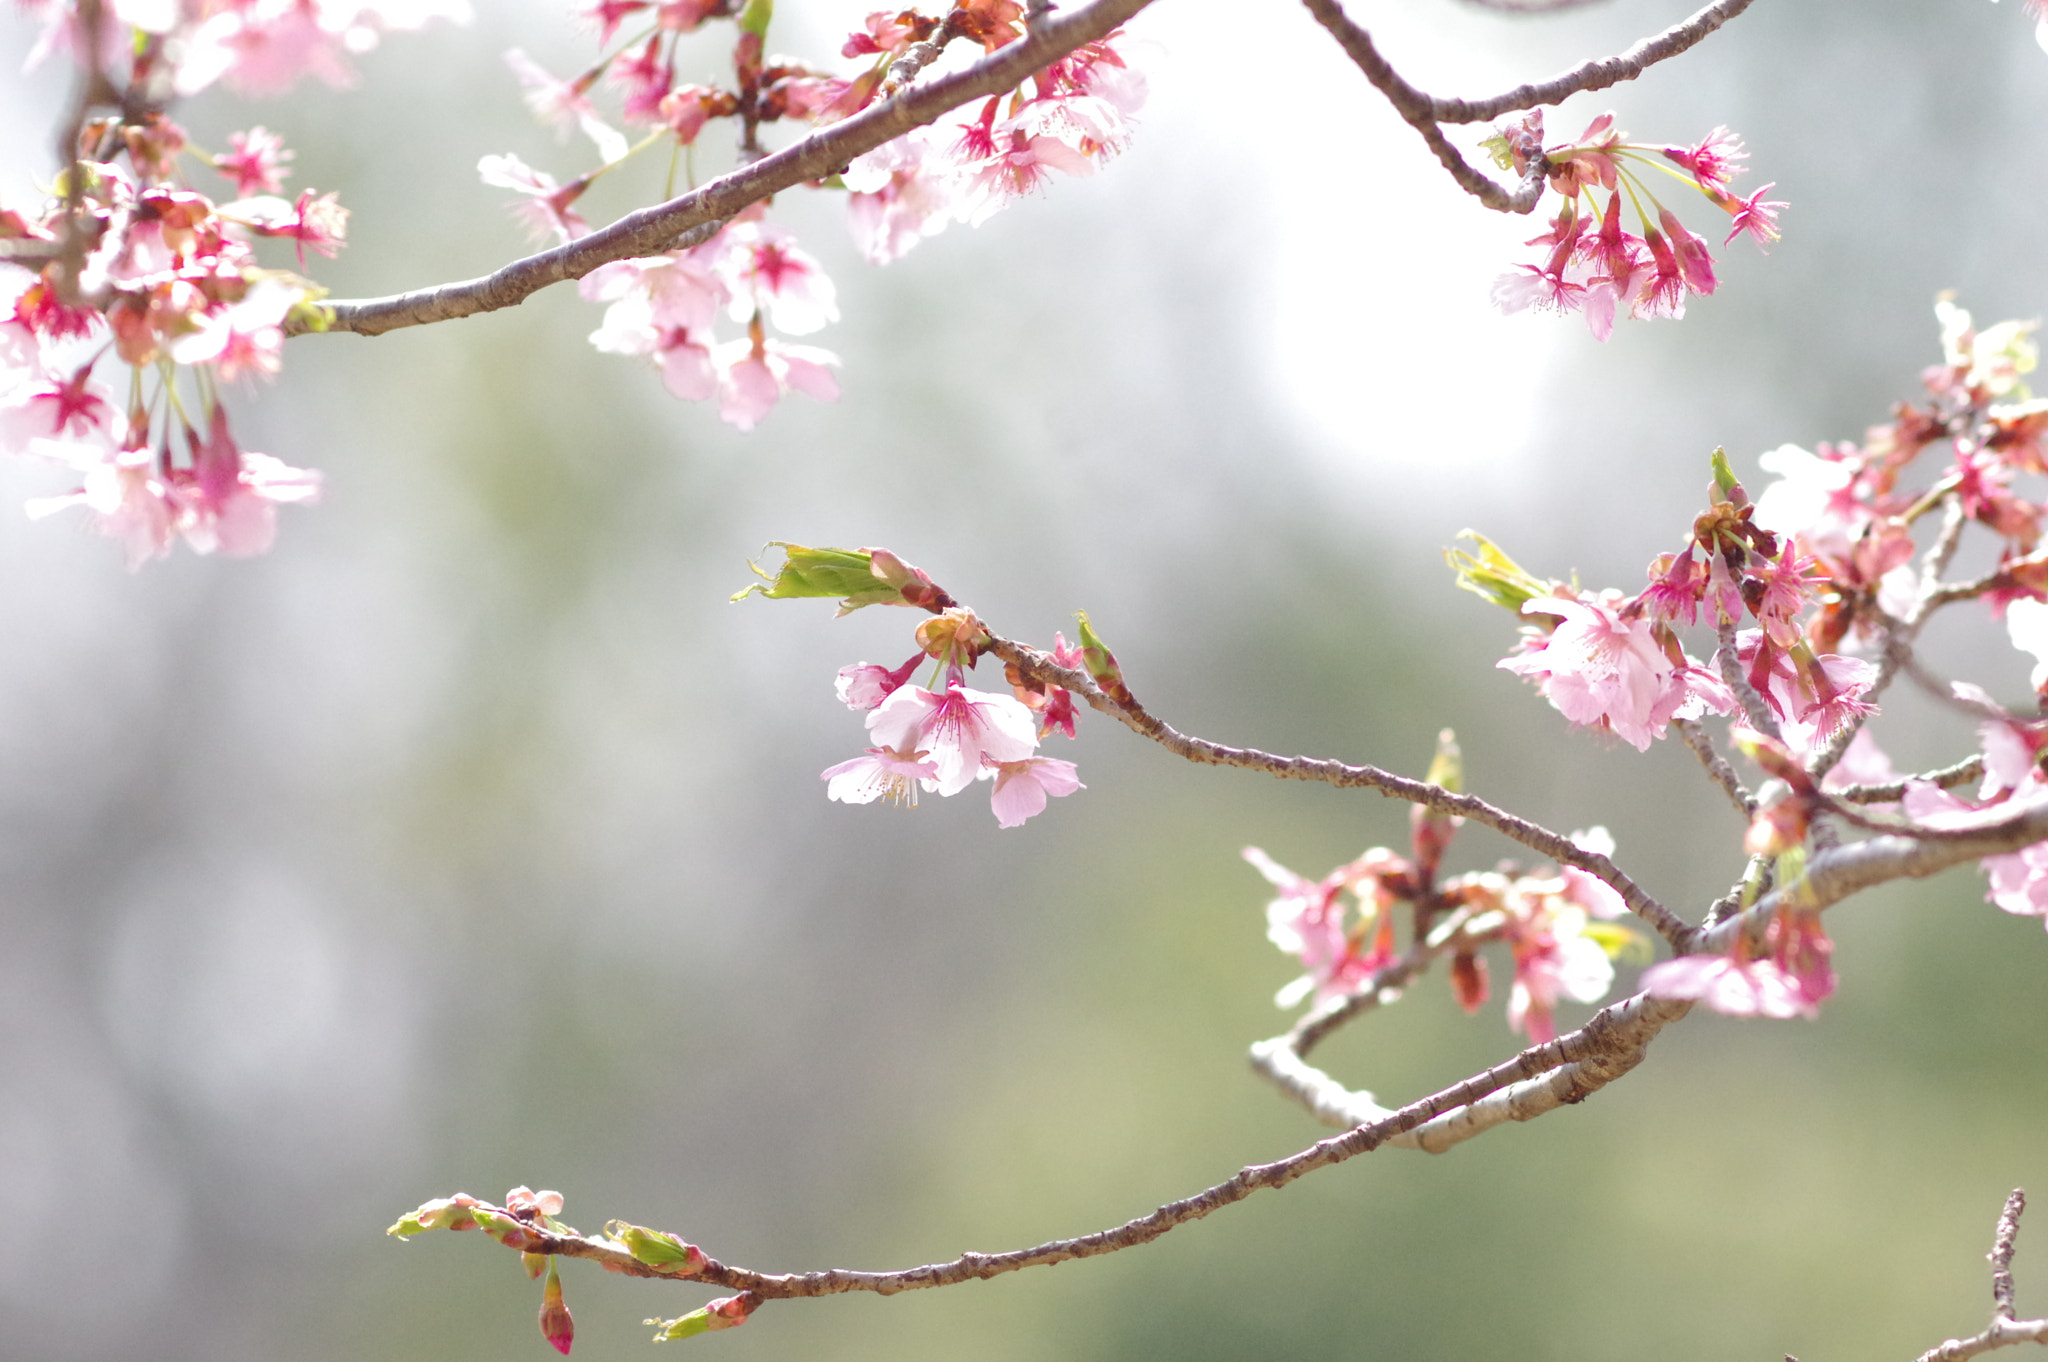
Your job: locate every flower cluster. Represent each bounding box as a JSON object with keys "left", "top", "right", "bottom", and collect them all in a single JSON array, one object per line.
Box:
[
  {"left": 1464, "top": 299, "right": 2048, "bottom": 1019},
  {"left": 1488, "top": 112, "right": 1784, "bottom": 339},
  {"left": 1246, "top": 811, "right": 1636, "bottom": 1046},
  {"left": 734, "top": 544, "right": 1085, "bottom": 828},
  {"left": 18, "top": 0, "right": 470, "bottom": 95},
  {"left": 4, "top": 1, "right": 466, "bottom": 564},
  {"left": 482, "top": 2, "right": 1145, "bottom": 426}
]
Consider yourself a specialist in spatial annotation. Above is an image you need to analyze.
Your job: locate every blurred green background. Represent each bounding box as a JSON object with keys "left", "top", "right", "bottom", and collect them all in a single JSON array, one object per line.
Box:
[{"left": 2, "top": 2, "right": 2046, "bottom": 1360}]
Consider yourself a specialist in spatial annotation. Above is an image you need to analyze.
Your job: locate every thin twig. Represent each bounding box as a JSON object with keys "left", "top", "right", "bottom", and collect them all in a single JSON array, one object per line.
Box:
[
  {"left": 1296, "top": 0, "right": 1759, "bottom": 211},
  {"left": 1715, "top": 614, "right": 1781, "bottom": 739},
  {"left": 1994, "top": 1189, "right": 2027, "bottom": 1321},
  {"left": 1691, "top": 794, "right": 2048, "bottom": 955},
  {"left": 1912, "top": 1190, "right": 2048, "bottom": 1362},
  {"left": 1677, "top": 716, "right": 1755, "bottom": 816},
  {"left": 1830, "top": 755, "right": 1984, "bottom": 805},
  {"left": 435, "top": 990, "right": 1690, "bottom": 1298},
  {"left": 289, "top": 0, "right": 1157, "bottom": 338},
  {"left": 987, "top": 634, "right": 1691, "bottom": 948},
  {"left": 1814, "top": 495, "right": 1968, "bottom": 778}
]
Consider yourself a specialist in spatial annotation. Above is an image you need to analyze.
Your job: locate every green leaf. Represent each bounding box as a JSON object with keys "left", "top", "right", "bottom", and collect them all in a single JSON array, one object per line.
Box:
[
  {"left": 1444, "top": 531, "right": 1550, "bottom": 614},
  {"left": 1581, "top": 920, "right": 1649, "bottom": 963},
  {"left": 387, "top": 1195, "right": 480, "bottom": 1238},
  {"left": 737, "top": 0, "right": 772, "bottom": 38},
  {"left": 647, "top": 1309, "right": 717, "bottom": 1343},
  {"left": 1708, "top": 446, "right": 1744, "bottom": 504},
  {"left": 731, "top": 543, "right": 890, "bottom": 606},
  {"left": 607, "top": 1222, "right": 707, "bottom": 1274}
]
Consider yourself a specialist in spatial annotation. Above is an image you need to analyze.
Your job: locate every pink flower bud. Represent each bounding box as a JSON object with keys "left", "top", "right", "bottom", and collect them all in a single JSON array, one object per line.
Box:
[{"left": 539, "top": 1259, "right": 575, "bottom": 1356}]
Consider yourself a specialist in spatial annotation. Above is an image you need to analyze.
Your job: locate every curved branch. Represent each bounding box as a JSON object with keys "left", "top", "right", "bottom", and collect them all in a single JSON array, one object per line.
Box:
[
  {"left": 445, "top": 989, "right": 1688, "bottom": 1300},
  {"left": 1296, "top": 0, "right": 1759, "bottom": 211},
  {"left": 289, "top": 0, "right": 1158, "bottom": 338},
  {"left": 986, "top": 634, "right": 1690, "bottom": 946},
  {"left": 1691, "top": 793, "right": 2048, "bottom": 955}
]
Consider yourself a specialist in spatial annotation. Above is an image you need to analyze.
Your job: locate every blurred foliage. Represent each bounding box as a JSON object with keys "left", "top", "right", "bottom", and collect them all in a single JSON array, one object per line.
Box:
[{"left": 1, "top": 2, "right": 2046, "bottom": 1361}]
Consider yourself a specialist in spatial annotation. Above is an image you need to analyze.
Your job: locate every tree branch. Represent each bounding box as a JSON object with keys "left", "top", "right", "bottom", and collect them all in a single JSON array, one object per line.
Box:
[
  {"left": 433, "top": 989, "right": 1689, "bottom": 1301},
  {"left": 1690, "top": 794, "right": 2048, "bottom": 955},
  {"left": 986, "top": 633, "right": 1691, "bottom": 948},
  {"left": 1913, "top": 1189, "right": 2048, "bottom": 1362},
  {"left": 286, "top": 0, "right": 1158, "bottom": 338},
  {"left": 1296, "top": 0, "right": 1760, "bottom": 211}
]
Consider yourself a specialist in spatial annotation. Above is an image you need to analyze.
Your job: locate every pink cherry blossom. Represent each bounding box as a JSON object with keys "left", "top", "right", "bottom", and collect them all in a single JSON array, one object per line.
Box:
[
  {"left": 713, "top": 224, "right": 839, "bottom": 336},
  {"left": 844, "top": 133, "right": 956, "bottom": 265},
  {"left": 866, "top": 682, "right": 1038, "bottom": 797},
  {"left": 172, "top": 405, "right": 322, "bottom": 557},
  {"left": 835, "top": 654, "right": 924, "bottom": 711},
  {"left": 1640, "top": 953, "right": 1819, "bottom": 1018},
  {"left": 1503, "top": 889, "right": 1614, "bottom": 1044},
  {"left": 713, "top": 337, "right": 840, "bottom": 432},
  {"left": 1244, "top": 847, "right": 1380, "bottom": 1008},
  {"left": 504, "top": 48, "right": 629, "bottom": 163},
  {"left": 478, "top": 154, "right": 591, "bottom": 244},
  {"left": 988, "top": 756, "right": 1083, "bottom": 827},
  {"left": 1499, "top": 592, "right": 1730, "bottom": 751},
  {"left": 822, "top": 744, "right": 939, "bottom": 807},
  {"left": 217, "top": 127, "right": 295, "bottom": 197}
]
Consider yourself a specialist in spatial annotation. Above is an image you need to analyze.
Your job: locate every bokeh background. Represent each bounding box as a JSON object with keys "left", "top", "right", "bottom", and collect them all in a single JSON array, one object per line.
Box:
[{"left": 3, "top": 2, "right": 2047, "bottom": 1359}]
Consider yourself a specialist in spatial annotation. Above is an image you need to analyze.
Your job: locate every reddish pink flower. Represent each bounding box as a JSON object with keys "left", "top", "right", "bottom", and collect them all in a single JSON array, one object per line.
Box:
[
  {"left": 835, "top": 654, "right": 924, "bottom": 711},
  {"left": 1720, "top": 182, "right": 1786, "bottom": 249},
  {"left": 1661, "top": 126, "right": 1747, "bottom": 190},
  {"left": 216, "top": 127, "right": 294, "bottom": 197}
]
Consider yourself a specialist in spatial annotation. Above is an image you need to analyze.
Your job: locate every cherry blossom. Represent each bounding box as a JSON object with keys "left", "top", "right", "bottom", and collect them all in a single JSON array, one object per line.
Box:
[
  {"left": 1498, "top": 591, "right": 1731, "bottom": 751},
  {"left": 865, "top": 681, "right": 1038, "bottom": 797},
  {"left": 1640, "top": 952, "right": 1820, "bottom": 1019},
  {"left": 1245, "top": 847, "right": 1391, "bottom": 1008},
  {"left": 988, "top": 756, "right": 1083, "bottom": 828},
  {"left": 713, "top": 335, "right": 840, "bottom": 432},
  {"left": 1489, "top": 112, "right": 1781, "bottom": 337},
  {"left": 822, "top": 743, "right": 940, "bottom": 808}
]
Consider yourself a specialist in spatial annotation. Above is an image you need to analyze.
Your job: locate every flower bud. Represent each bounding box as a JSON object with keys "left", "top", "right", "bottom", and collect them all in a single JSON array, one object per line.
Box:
[{"left": 539, "top": 1258, "right": 574, "bottom": 1356}]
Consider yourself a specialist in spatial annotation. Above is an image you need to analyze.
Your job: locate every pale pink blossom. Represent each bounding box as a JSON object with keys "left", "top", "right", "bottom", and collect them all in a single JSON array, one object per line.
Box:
[
  {"left": 712, "top": 224, "right": 838, "bottom": 336},
  {"left": 843, "top": 133, "right": 956, "bottom": 265},
  {"left": 1504, "top": 889, "right": 1614, "bottom": 1044},
  {"left": 1499, "top": 592, "right": 1730, "bottom": 751},
  {"left": 26, "top": 444, "right": 179, "bottom": 569},
  {"left": 713, "top": 338, "right": 839, "bottom": 432},
  {"left": 866, "top": 681, "right": 1038, "bottom": 797},
  {"left": 166, "top": 277, "right": 302, "bottom": 381},
  {"left": 988, "top": 756, "right": 1083, "bottom": 827},
  {"left": 822, "top": 743, "right": 939, "bottom": 807},
  {"left": 1640, "top": 953, "right": 1819, "bottom": 1018},
  {"left": 1244, "top": 847, "right": 1378, "bottom": 1008},
  {"left": 505, "top": 47, "right": 629, "bottom": 164},
  {"left": 477, "top": 153, "right": 590, "bottom": 244},
  {"left": 171, "top": 405, "right": 322, "bottom": 557}
]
